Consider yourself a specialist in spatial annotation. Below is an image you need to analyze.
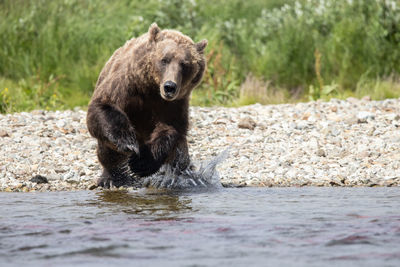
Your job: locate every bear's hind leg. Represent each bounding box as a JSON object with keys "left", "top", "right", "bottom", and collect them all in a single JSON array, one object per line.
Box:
[{"left": 97, "top": 141, "right": 137, "bottom": 188}]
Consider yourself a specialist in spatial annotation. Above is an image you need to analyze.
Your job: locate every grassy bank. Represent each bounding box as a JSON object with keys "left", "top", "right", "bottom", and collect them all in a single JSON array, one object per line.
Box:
[{"left": 1, "top": 0, "right": 400, "bottom": 113}]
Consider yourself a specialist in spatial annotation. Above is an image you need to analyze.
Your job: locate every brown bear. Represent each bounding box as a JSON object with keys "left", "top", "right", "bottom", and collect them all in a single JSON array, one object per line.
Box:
[{"left": 86, "top": 23, "right": 207, "bottom": 188}]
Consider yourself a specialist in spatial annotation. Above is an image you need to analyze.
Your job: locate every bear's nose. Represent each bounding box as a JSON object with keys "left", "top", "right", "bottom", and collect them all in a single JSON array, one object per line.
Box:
[{"left": 164, "top": 81, "right": 177, "bottom": 96}]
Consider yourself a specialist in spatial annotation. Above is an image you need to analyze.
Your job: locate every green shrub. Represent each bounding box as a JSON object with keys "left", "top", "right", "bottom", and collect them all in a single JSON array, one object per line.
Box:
[{"left": 1, "top": 0, "right": 399, "bottom": 112}]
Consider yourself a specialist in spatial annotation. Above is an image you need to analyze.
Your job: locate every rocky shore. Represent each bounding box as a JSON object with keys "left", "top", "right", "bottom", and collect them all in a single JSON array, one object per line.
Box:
[{"left": 1, "top": 98, "right": 400, "bottom": 192}]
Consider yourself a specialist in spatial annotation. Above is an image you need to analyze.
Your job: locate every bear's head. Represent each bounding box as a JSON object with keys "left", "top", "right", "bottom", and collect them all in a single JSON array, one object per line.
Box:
[{"left": 148, "top": 23, "right": 207, "bottom": 101}]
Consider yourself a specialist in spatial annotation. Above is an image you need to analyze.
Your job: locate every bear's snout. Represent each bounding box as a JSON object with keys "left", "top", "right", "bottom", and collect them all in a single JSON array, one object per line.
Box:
[{"left": 163, "top": 81, "right": 177, "bottom": 99}]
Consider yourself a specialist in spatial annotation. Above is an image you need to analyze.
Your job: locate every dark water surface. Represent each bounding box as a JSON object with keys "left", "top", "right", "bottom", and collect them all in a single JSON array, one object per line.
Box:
[{"left": 1, "top": 188, "right": 400, "bottom": 266}]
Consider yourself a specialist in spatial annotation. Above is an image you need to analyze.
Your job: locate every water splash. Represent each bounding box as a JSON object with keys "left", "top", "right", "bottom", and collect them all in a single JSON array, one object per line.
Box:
[{"left": 142, "top": 148, "right": 229, "bottom": 190}]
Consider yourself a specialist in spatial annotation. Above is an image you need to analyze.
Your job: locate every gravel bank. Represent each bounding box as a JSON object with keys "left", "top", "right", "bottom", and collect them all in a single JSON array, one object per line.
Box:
[{"left": 1, "top": 98, "right": 400, "bottom": 192}]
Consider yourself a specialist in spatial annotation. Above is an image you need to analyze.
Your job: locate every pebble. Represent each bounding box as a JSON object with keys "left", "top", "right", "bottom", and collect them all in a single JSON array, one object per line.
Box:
[
  {"left": 1, "top": 99, "right": 400, "bottom": 191},
  {"left": 30, "top": 175, "right": 49, "bottom": 184},
  {"left": 238, "top": 117, "right": 257, "bottom": 130},
  {"left": 0, "top": 130, "right": 8, "bottom": 137},
  {"left": 357, "top": 111, "right": 375, "bottom": 123}
]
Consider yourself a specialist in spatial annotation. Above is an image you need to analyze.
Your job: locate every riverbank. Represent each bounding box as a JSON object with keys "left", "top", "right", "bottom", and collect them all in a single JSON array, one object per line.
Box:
[{"left": 1, "top": 98, "right": 399, "bottom": 192}]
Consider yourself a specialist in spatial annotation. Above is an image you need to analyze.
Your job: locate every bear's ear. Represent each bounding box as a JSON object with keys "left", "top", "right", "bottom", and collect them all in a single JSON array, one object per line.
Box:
[
  {"left": 195, "top": 39, "right": 208, "bottom": 53},
  {"left": 148, "top": 23, "right": 161, "bottom": 42}
]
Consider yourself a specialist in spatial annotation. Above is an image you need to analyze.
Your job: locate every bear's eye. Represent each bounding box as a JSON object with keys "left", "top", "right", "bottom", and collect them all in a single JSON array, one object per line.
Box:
[{"left": 180, "top": 61, "right": 189, "bottom": 69}]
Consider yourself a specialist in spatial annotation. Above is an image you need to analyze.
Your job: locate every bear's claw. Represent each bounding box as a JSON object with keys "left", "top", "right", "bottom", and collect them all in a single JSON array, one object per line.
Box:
[
  {"left": 117, "top": 141, "right": 139, "bottom": 154},
  {"left": 97, "top": 168, "right": 136, "bottom": 188},
  {"left": 97, "top": 176, "right": 115, "bottom": 189},
  {"left": 107, "top": 133, "right": 139, "bottom": 154}
]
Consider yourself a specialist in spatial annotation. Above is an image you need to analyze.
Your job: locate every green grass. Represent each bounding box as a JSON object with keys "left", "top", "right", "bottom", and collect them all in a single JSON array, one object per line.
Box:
[{"left": 1, "top": 0, "right": 400, "bottom": 113}]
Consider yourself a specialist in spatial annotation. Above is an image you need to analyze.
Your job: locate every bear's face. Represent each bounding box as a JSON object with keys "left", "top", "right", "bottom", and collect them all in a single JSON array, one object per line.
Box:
[
  {"left": 154, "top": 40, "right": 197, "bottom": 101},
  {"left": 149, "top": 24, "right": 207, "bottom": 101}
]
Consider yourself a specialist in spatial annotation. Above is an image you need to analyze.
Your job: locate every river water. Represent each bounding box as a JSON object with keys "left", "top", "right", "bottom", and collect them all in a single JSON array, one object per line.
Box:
[{"left": 1, "top": 187, "right": 400, "bottom": 266}]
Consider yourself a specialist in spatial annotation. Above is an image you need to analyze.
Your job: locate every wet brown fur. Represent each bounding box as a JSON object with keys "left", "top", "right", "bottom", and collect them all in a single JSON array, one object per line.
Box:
[{"left": 86, "top": 23, "right": 207, "bottom": 188}]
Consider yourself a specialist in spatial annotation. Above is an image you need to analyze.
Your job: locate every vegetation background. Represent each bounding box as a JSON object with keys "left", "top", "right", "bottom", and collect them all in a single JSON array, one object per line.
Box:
[{"left": 1, "top": 0, "right": 400, "bottom": 113}]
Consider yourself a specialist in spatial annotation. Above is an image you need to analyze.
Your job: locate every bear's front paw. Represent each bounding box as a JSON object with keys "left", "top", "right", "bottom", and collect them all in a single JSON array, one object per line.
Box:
[
  {"left": 107, "top": 132, "right": 139, "bottom": 154},
  {"left": 129, "top": 146, "right": 165, "bottom": 177}
]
